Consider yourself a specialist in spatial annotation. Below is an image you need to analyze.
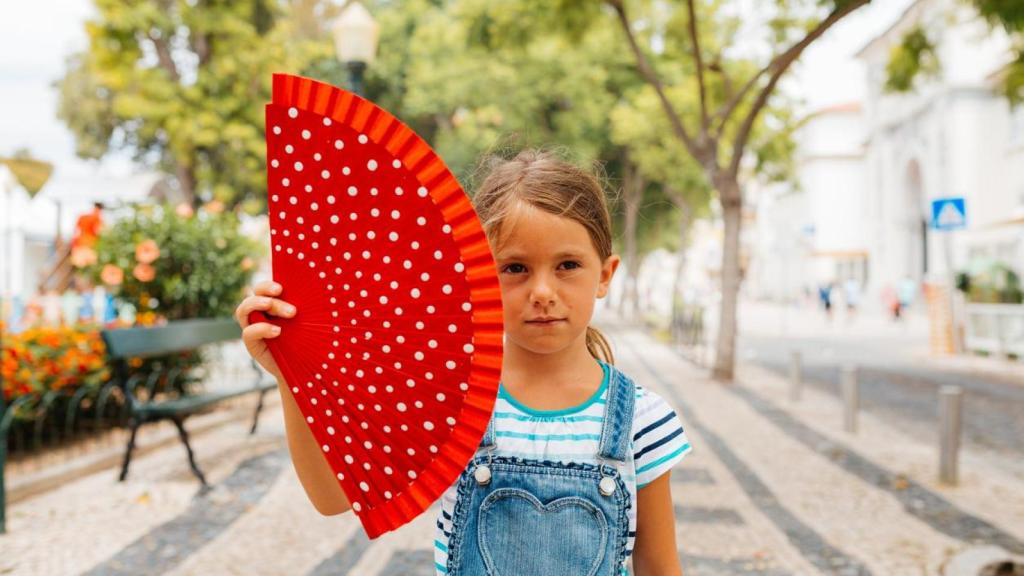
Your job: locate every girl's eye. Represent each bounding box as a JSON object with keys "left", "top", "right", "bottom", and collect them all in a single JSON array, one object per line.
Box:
[{"left": 501, "top": 261, "right": 580, "bottom": 274}]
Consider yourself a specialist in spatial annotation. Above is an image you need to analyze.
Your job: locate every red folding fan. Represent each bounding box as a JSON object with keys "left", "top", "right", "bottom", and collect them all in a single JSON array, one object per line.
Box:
[{"left": 248, "top": 73, "right": 503, "bottom": 539}]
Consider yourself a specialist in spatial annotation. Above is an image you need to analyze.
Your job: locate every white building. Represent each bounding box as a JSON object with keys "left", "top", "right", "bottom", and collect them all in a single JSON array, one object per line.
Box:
[
  {"left": 858, "top": 0, "right": 1024, "bottom": 291},
  {"left": 751, "top": 0, "right": 1024, "bottom": 306}
]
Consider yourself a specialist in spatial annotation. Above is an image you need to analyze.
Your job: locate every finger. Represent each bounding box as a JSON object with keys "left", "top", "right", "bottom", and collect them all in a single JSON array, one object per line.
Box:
[
  {"left": 243, "top": 322, "right": 281, "bottom": 343},
  {"left": 237, "top": 296, "right": 296, "bottom": 327},
  {"left": 253, "top": 281, "right": 283, "bottom": 297}
]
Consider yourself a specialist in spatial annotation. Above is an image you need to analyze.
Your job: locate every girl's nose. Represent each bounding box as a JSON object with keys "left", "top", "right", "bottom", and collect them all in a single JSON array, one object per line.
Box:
[{"left": 529, "top": 273, "right": 557, "bottom": 305}]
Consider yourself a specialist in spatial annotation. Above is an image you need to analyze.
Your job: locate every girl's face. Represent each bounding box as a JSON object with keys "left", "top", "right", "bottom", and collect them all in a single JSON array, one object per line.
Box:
[{"left": 492, "top": 203, "right": 619, "bottom": 357}]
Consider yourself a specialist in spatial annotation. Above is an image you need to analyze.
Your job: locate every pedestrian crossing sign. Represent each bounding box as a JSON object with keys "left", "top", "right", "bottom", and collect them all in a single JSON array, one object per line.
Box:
[{"left": 931, "top": 197, "right": 966, "bottom": 231}]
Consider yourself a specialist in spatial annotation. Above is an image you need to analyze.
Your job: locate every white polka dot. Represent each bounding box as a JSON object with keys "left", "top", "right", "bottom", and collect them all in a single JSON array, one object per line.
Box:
[
  {"left": 313, "top": 153, "right": 322, "bottom": 162},
  {"left": 423, "top": 421, "right": 434, "bottom": 431},
  {"left": 408, "top": 470, "right": 418, "bottom": 479},
  {"left": 385, "top": 491, "right": 392, "bottom": 499},
  {"left": 327, "top": 426, "right": 335, "bottom": 435},
  {"left": 437, "top": 393, "right": 446, "bottom": 402},
  {"left": 392, "top": 159, "right": 401, "bottom": 168},
  {"left": 288, "top": 107, "right": 298, "bottom": 118},
  {"left": 446, "top": 360, "right": 457, "bottom": 369},
  {"left": 395, "top": 186, "right": 403, "bottom": 196},
  {"left": 384, "top": 466, "right": 393, "bottom": 475},
  {"left": 455, "top": 262, "right": 465, "bottom": 272},
  {"left": 447, "top": 417, "right": 457, "bottom": 426},
  {"left": 417, "top": 186, "right": 428, "bottom": 197},
  {"left": 347, "top": 186, "right": 358, "bottom": 197},
  {"left": 397, "top": 402, "right": 407, "bottom": 412},
  {"left": 442, "top": 284, "right": 453, "bottom": 294},
  {"left": 352, "top": 502, "right": 362, "bottom": 512},
  {"left": 322, "top": 444, "right": 330, "bottom": 452},
  {"left": 391, "top": 209, "right": 401, "bottom": 219},
  {"left": 323, "top": 117, "right": 332, "bottom": 126},
  {"left": 367, "top": 159, "right": 378, "bottom": 171},
  {"left": 293, "top": 161, "right": 303, "bottom": 171},
  {"left": 417, "top": 216, "right": 426, "bottom": 226},
  {"left": 285, "top": 144, "right": 294, "bottom": 154},
  {"left": 434, "top": 250, "right": 443, "bottom": 260},
  {"left": 272, "top": 126, "right": 281, "bottom": 135},
  {"left": 464, "top": 343, "right": 475, "bottom": 353},
  {"left": 428, "top": 339, "right": 438, "bottom": 348},
  {"left": 282, "top": 177, "right": 290, "bottom": 187},
  {"left": 271, "top": 159, "right": 279, "bottom": 168},
  {"left": 462, "top": 302, "right": 472, "bottom": 311},
  {"left": 301, "top": 129, "right": 311, "bottom": 140},
  {"left": 358, "top": 134, "right": 368, "bottom": 144},
  {"left": 337, "top": 472, "right": 344, "bottom": 480},
  {"left": 321, "top": 169, "right": 330, "bottom": 179},
  {"left": 343, "top": 166, "right": 351, "bottom": 175},
  {"left": 334, "top": 139, "right": 344, "bottom": 149},
  {"left": 448, "top": 324, "right": 457, "bottom": 333}
]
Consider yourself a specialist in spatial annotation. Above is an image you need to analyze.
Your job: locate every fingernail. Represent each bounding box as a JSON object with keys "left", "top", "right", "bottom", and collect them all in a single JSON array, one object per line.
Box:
[
  {"left": 272, "top": 283, "right": 282, "bottom": 292},
  {"left": 284, "top": 305, "right": 296, "bottom": 315},
  {"left": 271, "top": 325, "right": 281, "bottom": 334}
]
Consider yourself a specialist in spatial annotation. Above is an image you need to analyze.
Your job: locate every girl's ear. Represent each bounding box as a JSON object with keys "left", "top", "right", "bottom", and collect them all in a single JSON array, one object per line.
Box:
[{"left": 597, "top": 254, "right": 621, "bottom": 299}]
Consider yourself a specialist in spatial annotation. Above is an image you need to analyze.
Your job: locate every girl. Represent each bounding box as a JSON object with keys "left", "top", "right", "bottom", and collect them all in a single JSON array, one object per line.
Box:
[{"left": 236, "top": 150, "right": 692, "bottom": 575}]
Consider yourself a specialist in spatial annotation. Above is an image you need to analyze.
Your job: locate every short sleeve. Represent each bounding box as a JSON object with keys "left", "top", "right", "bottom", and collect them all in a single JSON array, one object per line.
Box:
[{"left": 632, "top": 387, "right": 692, "bottom": 488}]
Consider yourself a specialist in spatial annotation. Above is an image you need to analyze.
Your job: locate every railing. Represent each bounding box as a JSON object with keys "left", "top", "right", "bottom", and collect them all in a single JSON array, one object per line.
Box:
[{"left": 963, "top": 303, "right": 1024, "bottom": 359}]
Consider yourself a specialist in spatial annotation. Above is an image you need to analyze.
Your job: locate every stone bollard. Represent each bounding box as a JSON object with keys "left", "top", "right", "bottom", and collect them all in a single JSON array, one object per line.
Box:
[
  {"left": 789, "top": 351, "right": 802, "bottom": 402},
  {"left": 939, "top": 386, "right": 963, "bottom": 486},
  {"left": 841, "top": 365, "right": 858, "bottom": 434}
]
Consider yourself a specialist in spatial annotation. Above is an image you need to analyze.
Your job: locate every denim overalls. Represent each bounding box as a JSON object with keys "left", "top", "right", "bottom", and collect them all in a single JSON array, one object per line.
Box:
[{"left": 444, "top": 364, "right": 636, "bottom": 576}]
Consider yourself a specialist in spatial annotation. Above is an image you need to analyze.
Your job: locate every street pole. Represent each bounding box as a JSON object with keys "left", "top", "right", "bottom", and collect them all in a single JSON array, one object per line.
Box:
[{"left": 347, "top": 61, "right": 367, "bottom": 97}]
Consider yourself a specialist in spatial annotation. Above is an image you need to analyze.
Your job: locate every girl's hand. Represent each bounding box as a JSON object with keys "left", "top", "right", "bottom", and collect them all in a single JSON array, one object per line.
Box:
[{"left": 235, "top": 281, "right": 295, "bottom": 382}]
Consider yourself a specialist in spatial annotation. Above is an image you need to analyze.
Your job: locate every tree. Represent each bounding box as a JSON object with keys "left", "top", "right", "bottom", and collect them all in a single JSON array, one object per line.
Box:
[
  {"left": 502, "top": 0, "right": 864, "bottom": 382},
  {"left": 56, "top": 0, "right": 328, "bottom": 211},
  {"left": 886, "top": 0, "right": 1024, "bottom": 104}
]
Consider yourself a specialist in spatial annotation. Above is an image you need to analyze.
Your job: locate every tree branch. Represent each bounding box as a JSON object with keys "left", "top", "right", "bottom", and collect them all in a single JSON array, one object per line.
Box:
[
  {"left": 147, "top": 31, "right": 180, "bottom": 82},
  {"left": 606, "top": 0, "right": 702, "bottom": 160},
  {"left": 685, "top": 0, "right": 709, "bottom": 132},
  {"left": 726, "top": 0, "right": 870, "bottom": 183}
]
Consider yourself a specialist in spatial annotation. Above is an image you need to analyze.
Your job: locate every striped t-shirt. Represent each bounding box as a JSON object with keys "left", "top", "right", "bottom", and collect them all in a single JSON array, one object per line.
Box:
[{"left": 434, "top": 361, "right": 692, "bottom": 575}]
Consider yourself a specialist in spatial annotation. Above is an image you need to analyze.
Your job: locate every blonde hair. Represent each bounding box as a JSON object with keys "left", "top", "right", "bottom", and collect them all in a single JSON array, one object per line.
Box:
[{"left": 471, "top": 148, "right": 616, "bottom": 365}]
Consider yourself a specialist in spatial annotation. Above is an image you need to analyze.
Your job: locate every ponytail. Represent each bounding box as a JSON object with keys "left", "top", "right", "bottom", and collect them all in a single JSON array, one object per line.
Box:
[{"left": 585, "top": 325, "right": 615, "bottom": 365}]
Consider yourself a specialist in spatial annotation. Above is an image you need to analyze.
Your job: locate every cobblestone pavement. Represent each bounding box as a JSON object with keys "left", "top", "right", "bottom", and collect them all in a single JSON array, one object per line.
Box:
[{"left": 3, "top": 310, "right": 1023, "bottom": 575}]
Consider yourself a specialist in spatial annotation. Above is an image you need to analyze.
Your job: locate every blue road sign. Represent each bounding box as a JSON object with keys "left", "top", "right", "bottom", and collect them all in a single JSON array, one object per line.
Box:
[{"left": 931, "top": 197, "right": 966, "bottom": 231}]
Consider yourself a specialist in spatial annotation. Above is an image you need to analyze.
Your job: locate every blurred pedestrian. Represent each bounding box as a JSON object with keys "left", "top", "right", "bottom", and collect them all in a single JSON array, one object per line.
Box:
[
  {"left": 843, "top": 278, "right": 860, "bottom": 323},
  {"left": 818, "top": 281, "right": 834, "bottom": 321}
]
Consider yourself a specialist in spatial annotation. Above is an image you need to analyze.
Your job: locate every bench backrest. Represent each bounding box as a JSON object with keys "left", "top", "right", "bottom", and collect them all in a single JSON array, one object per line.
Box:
[{"left": 101, "top": 318, "right": 242, "bottom": 360}]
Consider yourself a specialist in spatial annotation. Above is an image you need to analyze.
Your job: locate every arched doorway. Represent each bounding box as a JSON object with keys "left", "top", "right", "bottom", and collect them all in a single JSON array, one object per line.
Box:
[{"left": 905, "top": 159, "right": 928, "bottom": 281}]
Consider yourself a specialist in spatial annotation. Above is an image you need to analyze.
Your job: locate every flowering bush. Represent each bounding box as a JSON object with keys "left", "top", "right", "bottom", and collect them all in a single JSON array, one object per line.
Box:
[
  {"left": 86, "top": 202, "right": 262, "bottom": 320},
  {"left": 1, "top": 321, "right": 110, "bottom": 402}
]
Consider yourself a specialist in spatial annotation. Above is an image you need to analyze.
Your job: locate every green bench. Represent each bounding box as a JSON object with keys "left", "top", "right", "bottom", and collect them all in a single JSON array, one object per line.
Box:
[{"left": 101, "top": 318, "right": 276, "bottom": 486}]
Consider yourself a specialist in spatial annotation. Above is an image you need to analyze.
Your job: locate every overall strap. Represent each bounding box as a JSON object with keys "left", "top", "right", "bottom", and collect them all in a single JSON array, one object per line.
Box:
[
  {"left": 479, "top": 413, "right": 497, "bottom": 449},
  {"left": 597, "top": 362, "right": 635, "bottom": 463}
]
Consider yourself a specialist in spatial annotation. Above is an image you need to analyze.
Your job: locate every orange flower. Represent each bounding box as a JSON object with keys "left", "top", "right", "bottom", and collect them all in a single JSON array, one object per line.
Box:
[
  {"left": 101, "top": 264, "right": 124, "bottom": 286},
  {"left": 175, "top": 203, "right": 194, "bottom": 218},
  {"left": 241, "top": 257, "right": 254, "bottom": 271},
  {"left": 133, "top": 263, "right": 156, "bottom": 282},
  {"left": 70, "top": 246, "right": 97, "bottom": 268},
  {"left": 203, "top": 200, "right": 225, "bottom": 214},
  {"left": 135, "top": 239, "right": 160, "bottom": 264}
]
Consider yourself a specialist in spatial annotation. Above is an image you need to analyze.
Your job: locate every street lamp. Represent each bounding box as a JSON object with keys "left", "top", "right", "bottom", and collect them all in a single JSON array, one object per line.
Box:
[{"left": 331, "top": 1, "right": 379, "bottom": 97}]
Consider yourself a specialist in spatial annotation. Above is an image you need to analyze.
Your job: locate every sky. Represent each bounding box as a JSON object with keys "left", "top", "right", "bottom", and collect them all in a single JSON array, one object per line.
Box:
[{"left": 0, "top": 0, "right": 916, "bottom": 204}]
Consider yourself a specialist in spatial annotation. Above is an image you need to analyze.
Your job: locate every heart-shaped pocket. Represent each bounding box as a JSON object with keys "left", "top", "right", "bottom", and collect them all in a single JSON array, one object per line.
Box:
[{"left": 478, "top": 488, "right": 608, "bottom": 576}]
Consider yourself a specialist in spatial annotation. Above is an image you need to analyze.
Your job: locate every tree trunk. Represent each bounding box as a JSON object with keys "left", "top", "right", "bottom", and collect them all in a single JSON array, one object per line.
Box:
[
  {"left": 619, "top": 159, "right": 643, "bottom": 320},
  {"left": 712, "top": 176, "right": 743, "bottom": 383},
  {"left": 174, "top": 162, "right": 197, "bottom": 207},
  {"left": 669, "top": 192, "right": 691, "bottom": 319}
]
